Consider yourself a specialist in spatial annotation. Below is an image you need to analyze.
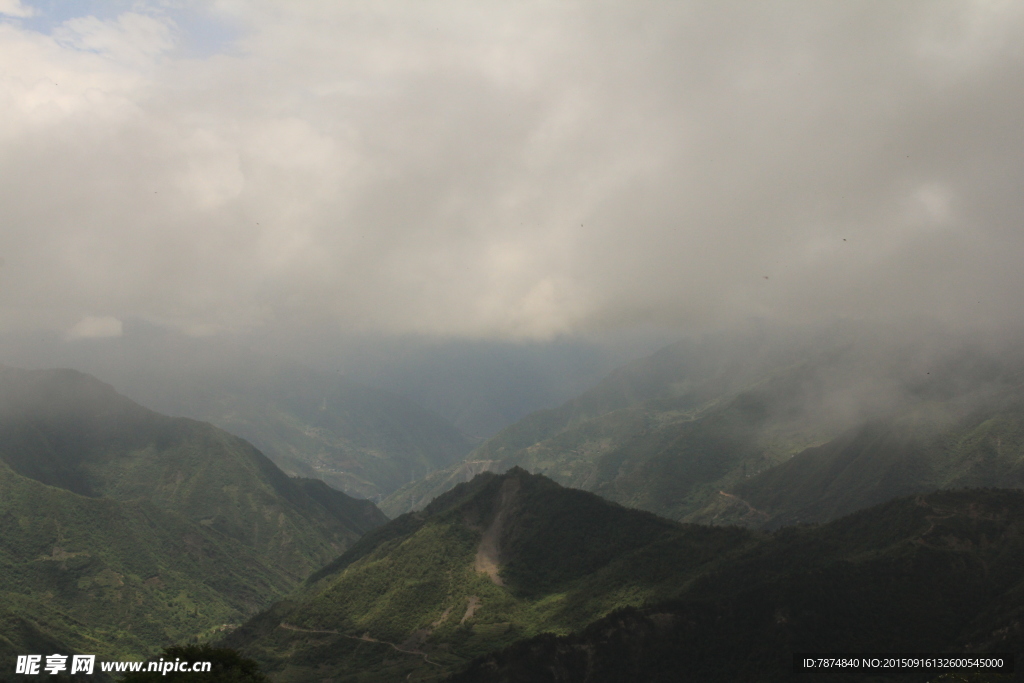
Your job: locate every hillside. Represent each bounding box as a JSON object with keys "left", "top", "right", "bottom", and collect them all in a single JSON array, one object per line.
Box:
[
  {"left": 23, "top": 322, "right": 473, "bottom": 500},
  {"left": 0, "top": 366, "right": 387, "bottom": 664},
  {"left": 689, "top": 384, "right": 1024, "bottom": 528},
  {"left": 379, "top": 331, "right": 815, "bottom": 516},
  {"left": 0, "top": 459, "right": 295, "bottom": 666},
  {"left": 451, "top": 488, "right": 1024, "bottom": 682},
  {"left": 228, "top": 472, "right": 1024, "bottom": 682},
  {"left": 382, "top": 330, "right": 1024, "bottom": 525},
  {"left": 224, "top": 468, "right": 756, "bottom": 682}
]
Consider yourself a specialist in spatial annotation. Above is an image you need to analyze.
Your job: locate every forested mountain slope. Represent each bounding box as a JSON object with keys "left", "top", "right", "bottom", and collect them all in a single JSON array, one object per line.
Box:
[
  {"left": 451, "top": 488, "right": 1024, "bottom": 682},
  {"left": 225, "top": 469, "right": 755, "bottom": 682},
  {"left": 692, "top": 382, "right": 1024, "bottom": 527},
  {"left": 229, "top": 471, "right": 1024, "bottom": 682},
  {"left": 0, "top": 366, "right": 387, "bottom": 665}
]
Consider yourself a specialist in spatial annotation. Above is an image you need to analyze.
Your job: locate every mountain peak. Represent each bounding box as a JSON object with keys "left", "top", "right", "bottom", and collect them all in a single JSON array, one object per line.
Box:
[{"left": 226, "top": 466, "right": 754, "bottom": 681}]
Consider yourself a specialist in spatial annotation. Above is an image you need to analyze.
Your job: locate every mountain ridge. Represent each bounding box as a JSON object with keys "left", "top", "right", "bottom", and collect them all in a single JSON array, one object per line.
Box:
[
  {"left": 228, "top": 468, "right": 1024, "bottom": 682},
  {"left": 9, "top": 322, "right": 474, "bottom": 500}
]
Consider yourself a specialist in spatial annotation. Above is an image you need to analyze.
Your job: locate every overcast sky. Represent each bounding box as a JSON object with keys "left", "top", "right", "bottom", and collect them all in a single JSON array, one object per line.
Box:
[{"left": 1, "top": 0, "right": 1022, "bottom": 345}]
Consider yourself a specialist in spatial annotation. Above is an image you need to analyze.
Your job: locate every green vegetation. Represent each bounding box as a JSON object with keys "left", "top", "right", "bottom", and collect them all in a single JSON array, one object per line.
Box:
[
  {"left": 450, "top": 488, "right": 1024, "bottom": 682},
  {"left": 0, "top": 366, "right": 387, "bottom": 666},
  {"left": 708, "top": 388, "right": 1024, "bottom": 528},
  {"left": 225, "top": 469, "right": 758, "bottom": 681},
  {"left": 381, "top": 343, "right": 860, "bottom": 519},
  {"left": 0, "top": 458, "right": 294, "bottom": 662},
  {"left": 9, "top": 335, "right": 1024, "bottom": 682}
]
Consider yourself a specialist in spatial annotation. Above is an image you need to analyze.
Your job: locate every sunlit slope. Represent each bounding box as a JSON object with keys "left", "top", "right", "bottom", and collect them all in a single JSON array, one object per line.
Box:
[
  {"left": 225, "top": 469, "right": 755, "bottom": 682},
  {"left": 452, "top": 488, "right": 1024, "bottom": 682},
  {"left": 0, "top": 459, "right": 294, "bottom": 664},
  {"left": 0, "top": 366, "right": 388, "bottom": 662}
]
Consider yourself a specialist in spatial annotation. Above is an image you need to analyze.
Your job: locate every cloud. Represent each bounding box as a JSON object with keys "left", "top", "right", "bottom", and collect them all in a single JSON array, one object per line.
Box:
[
  {"left": 67, "top": 315, "right": 123, "bottom": 339},
  {"left": 52, "top": 11, "right": 175, "bottom": 66},
  {"left": 0, "top": 1, "right": 1023, "bottom": 341},
  {"left": 0, "top": 0, "right": 33, "bottom": 19}
]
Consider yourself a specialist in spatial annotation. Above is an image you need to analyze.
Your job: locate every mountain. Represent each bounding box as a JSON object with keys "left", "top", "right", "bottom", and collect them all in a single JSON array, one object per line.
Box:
[
  {"left": 378, "top": 329, "right": 817, "bottom": 516},
  {"left": 0, "top": 365, "right": 387, "bottom": 665},
  {"left": 381, "top": 328, "right": 1024, "bottom": 524},
  {"left": 227, "top": 470, "right": 1024, "bottom": 682},
  {"left": 223, "top": 468, "right": 756, "bottom": 682},
  {"left": 7, "top": 322, "right": 473, "bottom": 500},
  {"left": 689, "top": 381, "right": 1024, "bottom": 528},
  {"left": 450, "top": 488, "right": 1024, "bottom": 682}
]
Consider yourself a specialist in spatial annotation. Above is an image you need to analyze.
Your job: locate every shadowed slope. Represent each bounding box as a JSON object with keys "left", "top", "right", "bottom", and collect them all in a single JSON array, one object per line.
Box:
[{"left": 452, "top": 488, "right": 1024, "bottom": 683}]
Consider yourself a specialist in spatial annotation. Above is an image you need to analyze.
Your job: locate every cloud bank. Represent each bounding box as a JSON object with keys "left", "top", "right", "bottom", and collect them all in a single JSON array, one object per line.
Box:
[{"left": 1, "top": 1, "right": 1023, "bottom": 341}]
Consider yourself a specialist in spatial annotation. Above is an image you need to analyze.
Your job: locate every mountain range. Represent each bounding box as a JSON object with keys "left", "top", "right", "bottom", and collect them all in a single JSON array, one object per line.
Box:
[
  {"left": 381, "top": 327, "right": 1024, "bottom": 529},
  {"left": 224, "top": 467, "right": 755, "bottom": 681},
  {"left": 6, "top": 325, "right": 1024, "bottom": 681},
  {"left": 449, "top": 484, "right": 1024, "bottom": 683}
]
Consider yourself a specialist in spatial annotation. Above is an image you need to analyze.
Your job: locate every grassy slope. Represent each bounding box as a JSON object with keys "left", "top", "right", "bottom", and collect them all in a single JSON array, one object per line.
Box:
[{"left": 224, "top": 469, "right": 756, "bottom": 682}]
